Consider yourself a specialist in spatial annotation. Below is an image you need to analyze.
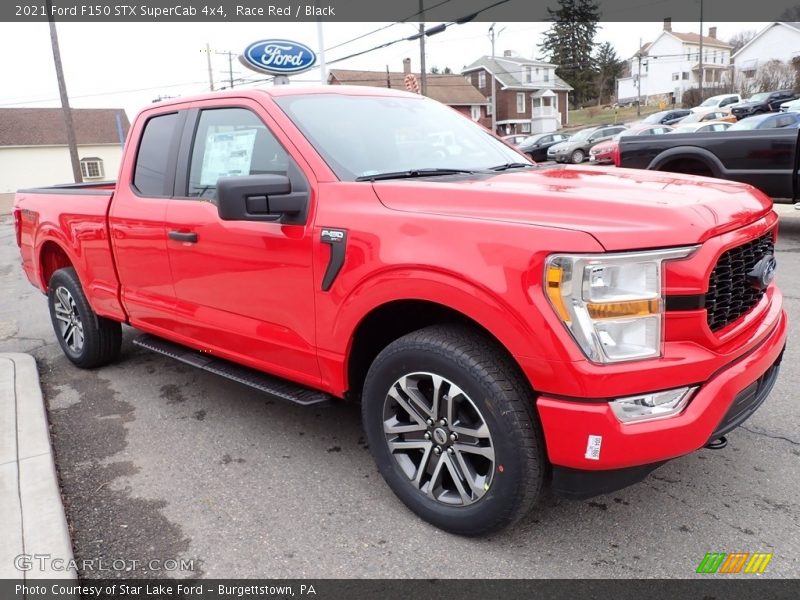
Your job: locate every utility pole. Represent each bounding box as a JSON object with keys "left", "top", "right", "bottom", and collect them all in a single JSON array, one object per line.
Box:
[
  {"left": 203, "top": 43, "right": 215, "bottom": 91},
  {"left": 698, "top": 0, "right": 704, "bottom": 100},
  {"left": 216, "top": 50, "right": 236, "bottom": 89},
  {"left": 46, "top": 0, "right": 82, "bottom": 183},
  {"left": 488, "top": 23, "right": 504, "bottom": 134},
  {"left": 636, "top": 37, "right": 642, "bottom": 117},
  {"left": 316, "top": 18, "right": 327, "bottom": 84},
  {"left": 418, "top": 0, "right": 427, "bottom": 96}
]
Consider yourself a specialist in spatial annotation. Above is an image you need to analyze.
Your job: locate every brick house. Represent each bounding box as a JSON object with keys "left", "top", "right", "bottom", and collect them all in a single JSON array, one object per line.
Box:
[
  {"left": 328, "top": 60, "right": 490, "bottom": 128},
  {"left": 462, "top": 52, "right": 573, "bottom": 135}
]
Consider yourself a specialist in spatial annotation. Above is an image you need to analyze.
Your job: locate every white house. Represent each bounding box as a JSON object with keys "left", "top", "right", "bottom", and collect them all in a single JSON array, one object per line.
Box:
[
  {"left": 732, "top": 22, "right": 800, "bottom": 79},
  {"left": 616, "top": 19, "right": 733, "bottom": 105},
  {"left": 462, "top": 52, "right": 573, "bottom": 135},
  {"left": 0, "top": 108, "right": 129, "bottom": 197}
]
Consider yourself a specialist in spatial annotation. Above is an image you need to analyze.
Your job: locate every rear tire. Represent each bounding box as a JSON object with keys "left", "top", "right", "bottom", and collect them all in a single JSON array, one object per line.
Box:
[
  {"left": 48, "top": 267, "right": 122, "bottom": 368},
  {"left": 362, "top": 324, "right": 545, "bottom": 536}
]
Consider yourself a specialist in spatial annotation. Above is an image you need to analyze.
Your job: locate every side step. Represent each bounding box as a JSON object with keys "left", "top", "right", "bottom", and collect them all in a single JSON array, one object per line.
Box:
[{"left": 132, "top": 334, "right": 332, "bottom": 407}]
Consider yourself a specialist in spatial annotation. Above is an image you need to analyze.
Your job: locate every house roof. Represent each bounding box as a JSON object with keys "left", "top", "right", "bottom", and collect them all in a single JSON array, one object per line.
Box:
[
  {"left": 327, "top": 70, "right": 487, "bottom": 105},
  {"left": 461, "top": 56, "right": 573, "bottom": 91},
  {"left": 0, "top": 108, "right": 129, "bottom": 147},
  {"left": 669, "top": 31, "right": 733, "bottom": 48},
  {"left": 732, "top": 22, "right": 800, "bottom": 59}
]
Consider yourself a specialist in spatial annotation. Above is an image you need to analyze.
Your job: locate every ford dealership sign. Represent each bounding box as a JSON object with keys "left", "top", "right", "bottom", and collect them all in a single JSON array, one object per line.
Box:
[{"left": 240, "top": 39, "right": 317, "bottom": 75}]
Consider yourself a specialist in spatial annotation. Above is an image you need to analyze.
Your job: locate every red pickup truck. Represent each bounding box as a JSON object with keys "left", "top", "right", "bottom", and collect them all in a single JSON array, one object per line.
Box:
[{"left": 13, "top": 87, "right": 786, "bottom": 535}]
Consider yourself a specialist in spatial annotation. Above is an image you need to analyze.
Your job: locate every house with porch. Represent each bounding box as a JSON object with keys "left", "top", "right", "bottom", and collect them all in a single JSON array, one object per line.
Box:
[
  {"left": 462, "top": 52, "right": 572, "bottom": 135},
  {"left": 616, "top": 18, "right": 733, "bottom": 106}
]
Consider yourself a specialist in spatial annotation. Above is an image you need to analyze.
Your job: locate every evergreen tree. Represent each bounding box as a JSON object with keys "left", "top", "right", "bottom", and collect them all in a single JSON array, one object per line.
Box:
[
  {"left": 538, "top": 0, "right": 601, "bottom": 107},
  {"left": 593, "top": 41, "right": 623, "bottom": 105}
]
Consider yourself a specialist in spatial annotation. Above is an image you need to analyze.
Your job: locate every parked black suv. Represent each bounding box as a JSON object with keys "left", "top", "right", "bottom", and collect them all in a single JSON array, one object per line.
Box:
[{"left": 731, "top": 90, "right": 798, "bottom": 119}]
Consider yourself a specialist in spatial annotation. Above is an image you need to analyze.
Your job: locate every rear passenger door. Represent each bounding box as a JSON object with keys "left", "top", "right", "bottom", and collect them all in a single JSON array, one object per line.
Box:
[
  {"left": 162, "top": 100, "right": 321, "bottom": 384},
  {"left": 110, "top": 109, "right": 187, "bottom": 328}
]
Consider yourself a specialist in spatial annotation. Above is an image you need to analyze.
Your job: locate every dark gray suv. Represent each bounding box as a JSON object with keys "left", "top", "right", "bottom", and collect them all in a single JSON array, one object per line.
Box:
[{"left": 551, "top": 124, "right": 628, "bottom": 164}]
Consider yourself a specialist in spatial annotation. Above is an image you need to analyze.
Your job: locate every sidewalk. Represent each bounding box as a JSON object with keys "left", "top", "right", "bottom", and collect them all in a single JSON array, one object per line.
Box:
[{"left": 0, "top": 353, "right": 75, "bottom": 579}]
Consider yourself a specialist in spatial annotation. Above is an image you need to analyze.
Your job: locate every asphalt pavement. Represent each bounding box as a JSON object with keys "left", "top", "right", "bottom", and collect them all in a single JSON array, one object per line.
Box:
[{"left": 0, "top": 210, "right": 798, "bottom": 579}]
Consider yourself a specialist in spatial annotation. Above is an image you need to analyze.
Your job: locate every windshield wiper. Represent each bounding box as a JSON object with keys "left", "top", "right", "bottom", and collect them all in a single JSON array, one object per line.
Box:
[
  {"left": 488, "top": 162, "right": 536, "bottom": 171},
  {"left": 355, "top": 168, "right": 477, "bottom": 182}
]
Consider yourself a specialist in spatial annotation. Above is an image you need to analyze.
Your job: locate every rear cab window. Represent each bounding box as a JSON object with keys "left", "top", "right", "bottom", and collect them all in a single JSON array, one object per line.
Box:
[{"left": 133, "top": 112, "right": 181, "bottom": 196}]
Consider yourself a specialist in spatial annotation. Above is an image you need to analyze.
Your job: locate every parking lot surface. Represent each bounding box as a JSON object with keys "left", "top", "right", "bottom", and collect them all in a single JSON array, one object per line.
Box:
[{"left": 0, "top": 213, "right": 798, "bottom": 578}]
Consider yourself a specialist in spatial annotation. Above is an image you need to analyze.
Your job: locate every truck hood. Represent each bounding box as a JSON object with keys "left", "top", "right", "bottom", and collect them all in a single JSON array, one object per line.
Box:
[{"left": 371, "top": 166, "right": 772, "bottom": 251}]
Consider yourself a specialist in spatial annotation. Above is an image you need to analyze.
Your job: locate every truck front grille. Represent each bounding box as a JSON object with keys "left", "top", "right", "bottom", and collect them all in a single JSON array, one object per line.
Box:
[{"left": 705, "top": 232, "right": 774, "bottom": 332}]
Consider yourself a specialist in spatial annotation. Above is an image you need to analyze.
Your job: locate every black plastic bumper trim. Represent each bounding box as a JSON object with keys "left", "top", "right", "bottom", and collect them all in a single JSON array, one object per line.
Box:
[{"left": 552, "top": 461, "right": 667, "bottom": 500}]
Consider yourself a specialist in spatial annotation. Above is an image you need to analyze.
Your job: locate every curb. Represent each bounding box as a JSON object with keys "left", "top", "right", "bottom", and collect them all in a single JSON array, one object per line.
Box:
[{"left": 0, "top": 353, "right": 76, "bottom": 579}]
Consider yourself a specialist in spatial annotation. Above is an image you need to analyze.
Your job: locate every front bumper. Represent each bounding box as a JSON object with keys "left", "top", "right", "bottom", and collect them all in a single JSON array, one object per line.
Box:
[{"left": 536, "top": 305, "right": 786, "bottom": 486}]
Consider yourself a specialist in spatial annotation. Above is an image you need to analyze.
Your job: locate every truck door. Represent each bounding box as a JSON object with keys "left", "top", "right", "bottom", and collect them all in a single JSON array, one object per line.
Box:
[
  {"left": 109, "top": 109, "right": 186, "bottom": 328},
  {"left": 162, "top": 102, "right": 320, "bottom": 385}
]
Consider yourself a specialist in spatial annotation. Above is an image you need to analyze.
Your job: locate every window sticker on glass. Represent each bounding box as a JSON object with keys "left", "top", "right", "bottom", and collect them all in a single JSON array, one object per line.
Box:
[{"left": 199, "top": 129, "right": 258, "bottom": 186}]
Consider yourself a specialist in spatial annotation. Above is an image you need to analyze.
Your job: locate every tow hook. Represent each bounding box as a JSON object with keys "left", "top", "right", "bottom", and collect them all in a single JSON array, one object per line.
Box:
[{"left": 705, "top": 436, "right": 728, "bottom": 450}]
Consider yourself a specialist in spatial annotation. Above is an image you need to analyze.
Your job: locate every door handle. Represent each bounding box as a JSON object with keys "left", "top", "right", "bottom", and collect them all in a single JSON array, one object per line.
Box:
[{"left": 168, "top": 231, "right": 198, "bottom": 243}]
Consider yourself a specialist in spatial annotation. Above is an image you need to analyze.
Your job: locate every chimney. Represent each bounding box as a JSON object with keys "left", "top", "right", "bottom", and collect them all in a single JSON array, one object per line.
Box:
[
  {"left": 503, "top": 50, "right": 512, "bottom": 57},
  {"left": 402, "top": 58, "right": 411, "bottom": 75},
  {"left": 663, "top": 17, "right": 672, "bottom": 32},
  {"left": 708, "top": 26, "right": 717, "bottom": 39}
]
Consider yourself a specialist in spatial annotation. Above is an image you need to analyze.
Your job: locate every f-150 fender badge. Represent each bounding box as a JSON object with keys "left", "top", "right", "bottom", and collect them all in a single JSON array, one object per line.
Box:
[{"left": 320, "top": 228, "right": 347, "bottom": 291}]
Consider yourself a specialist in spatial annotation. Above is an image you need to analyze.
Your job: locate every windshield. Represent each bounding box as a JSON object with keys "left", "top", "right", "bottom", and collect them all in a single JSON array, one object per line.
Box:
[
  {"left": 728, "top": 119, "right": 759, "bottom": 130},
  {"left": 700, "top": 97, "right": 721, "bottom": 107},
  {"left": 678, "top": 113, "right": 702, "bottom": 124},
  {"left": 748, "top": 93, "right": 770, "bottom": 102},
  {"left": 274, "top": 94, "right": 527, "bottom": 181},
  {"left": 569, "top": 129, "right": 594, "bottom": 142},
  {"left": 641, "top": 112, "right": 667, "bottom": 124}
]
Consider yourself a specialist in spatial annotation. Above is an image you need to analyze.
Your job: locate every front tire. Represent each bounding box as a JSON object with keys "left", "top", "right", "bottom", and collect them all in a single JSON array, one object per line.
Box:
[
  {"left": 362, "top": 324, "right": 545, "bottom": 536},
  {"left": 48, "top": 267, "right": 122, "bottom": 368},
  {"left": 570, "top": 149, "right": 585, "bottom": 164}
]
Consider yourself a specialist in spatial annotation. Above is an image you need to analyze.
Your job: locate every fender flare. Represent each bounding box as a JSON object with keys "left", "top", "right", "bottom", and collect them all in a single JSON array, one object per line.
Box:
[{"left": 647, "top": 146, "right": 727, "bottom": 178}]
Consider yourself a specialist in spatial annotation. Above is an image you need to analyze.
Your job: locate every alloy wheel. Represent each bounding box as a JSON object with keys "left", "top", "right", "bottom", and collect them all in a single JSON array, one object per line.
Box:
[{"left": 52, "top": 286, "right": 85, "bottom": 353}]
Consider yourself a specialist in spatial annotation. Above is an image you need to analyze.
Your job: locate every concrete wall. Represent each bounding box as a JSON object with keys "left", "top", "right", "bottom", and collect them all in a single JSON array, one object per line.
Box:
[{"left": 0, "top": 144, "right": 124, "bottom": 193}]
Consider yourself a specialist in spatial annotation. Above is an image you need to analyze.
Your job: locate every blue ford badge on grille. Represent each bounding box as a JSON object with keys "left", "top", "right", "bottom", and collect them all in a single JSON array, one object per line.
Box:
[{"left": 240, "top": 40, "right": 317, "bottom": 75}]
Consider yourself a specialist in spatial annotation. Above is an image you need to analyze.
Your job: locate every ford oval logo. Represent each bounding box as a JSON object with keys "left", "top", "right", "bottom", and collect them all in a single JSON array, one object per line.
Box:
[
  {"left": 747, "top": 254, "right": 777, "bottom": 291},
  {"left": 240, "top": 39, "right": 317, "bottom": 75}
]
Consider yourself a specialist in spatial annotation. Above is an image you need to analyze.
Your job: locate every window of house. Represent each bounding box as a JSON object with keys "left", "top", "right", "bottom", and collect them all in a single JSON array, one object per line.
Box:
[
  {"left": 520, "top": 122, "right": 531, "bottom": 133},
  {"left": 80, "top": 157, "right": 104, "bottom": 179},
  {"left": 525, "top": 66, "right": 532, "bottom": 83},
  {"left": 486, "top": 97, "right": 493, "bottom": 116},
  {"left": 682, "top": 72, "right": 689, "bottom": 80},
  {"left": 744, "top": 69, "right": 756, "bottom": 79},
  {"left": 133, "top": 111, "right": 181, "bottom": 196},
  {"left": 672, "top": 73, "right": 679, "bottom": 81},
  {"left": 478, "top": 71, "right": 486, "bottom": 88},
  {"left": 712, "top": 50, "right": 717, "bottom": 63},
  {"left": 544, "top": 70, "right": 550, "bottom": 82},
  {"left": 471, "top": 105, "right": 481, "bottom": 121},
  {"left": 516, "top": 93, "right": 526, "bottom": 113},
  {"left": 187, "top": 107, "right": 289, "bottom": 202}
]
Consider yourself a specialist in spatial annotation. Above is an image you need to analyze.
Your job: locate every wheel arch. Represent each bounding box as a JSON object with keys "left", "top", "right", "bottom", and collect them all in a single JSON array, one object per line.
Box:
[
  {"left": 648, "top": 147, "right": 726, "bottom": 178},
  {"left": 38, "top": 238, "right": 75, "bottom": 292}
]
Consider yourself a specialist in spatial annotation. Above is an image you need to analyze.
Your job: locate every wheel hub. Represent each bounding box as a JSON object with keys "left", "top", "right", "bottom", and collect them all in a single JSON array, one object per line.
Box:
[{"left": 382, "top": 372, "right": 496, "bottom": 507}]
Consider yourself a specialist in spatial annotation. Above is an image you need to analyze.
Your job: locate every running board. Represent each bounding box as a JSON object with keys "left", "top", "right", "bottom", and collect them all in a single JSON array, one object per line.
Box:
[{"left": 132, "top": 334, "right": 332, "bottom": 407}]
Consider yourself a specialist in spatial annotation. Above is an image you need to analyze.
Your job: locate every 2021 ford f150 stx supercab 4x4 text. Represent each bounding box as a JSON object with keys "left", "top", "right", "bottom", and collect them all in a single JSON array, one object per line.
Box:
[{"left": 13, "top": 87, "right": 786, "bottom": 536}]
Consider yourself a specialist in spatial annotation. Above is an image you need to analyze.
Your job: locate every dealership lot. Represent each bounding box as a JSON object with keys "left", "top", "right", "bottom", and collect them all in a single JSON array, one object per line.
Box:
[{"left": 0, "top": 212, "right": 798, "bottom": 578}]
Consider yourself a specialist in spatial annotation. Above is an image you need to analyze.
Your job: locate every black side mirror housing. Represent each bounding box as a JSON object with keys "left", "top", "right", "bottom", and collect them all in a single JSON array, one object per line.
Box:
[{"left": 216, "top": 171, "right": 308, "bottom": 224}]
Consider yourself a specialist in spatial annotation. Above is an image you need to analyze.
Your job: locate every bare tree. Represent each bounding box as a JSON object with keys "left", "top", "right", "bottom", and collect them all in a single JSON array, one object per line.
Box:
[
  {"left": 755, "top": 59, "right": 795, "bottom": 92},
  {"left": 728, "top": 29, "right": 756, "bottom": 55}
]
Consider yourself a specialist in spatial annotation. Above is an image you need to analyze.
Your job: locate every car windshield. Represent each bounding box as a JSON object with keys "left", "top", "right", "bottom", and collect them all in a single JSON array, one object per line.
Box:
[
  {"left": 678, "top": 113, "right": 702, "bottom": 124},
  {"left": 728, "top": 119, "right": 759, "bottom": 130},
  {"left": 641, "top": 112, "right": 667, "bottom": 124},
  {"left": 274, "top": 94, "right": 528, "bottom": 181},
  {"left": 521, "top": 135, "right": 544, "bottom": 145},
  {"left": 748, "top": 93, "right": 770, "bottom": 102},
  {"left": 569, "top": 128, "right": 595, "bottom": 142}
]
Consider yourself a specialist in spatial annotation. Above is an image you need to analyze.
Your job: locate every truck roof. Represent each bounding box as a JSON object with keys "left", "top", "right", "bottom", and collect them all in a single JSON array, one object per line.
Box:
[{"left": 150, "top": 84, "right": 421, "bottom": 110}]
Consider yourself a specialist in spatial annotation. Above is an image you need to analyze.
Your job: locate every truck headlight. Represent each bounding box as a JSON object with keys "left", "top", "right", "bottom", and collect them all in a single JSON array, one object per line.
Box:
[{"left": 545, "top": 247, "right": 697, "bottom": 363}]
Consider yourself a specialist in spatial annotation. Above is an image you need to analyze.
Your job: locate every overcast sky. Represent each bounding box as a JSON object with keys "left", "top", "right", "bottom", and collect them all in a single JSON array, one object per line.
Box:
[{"left": 0, "top": 20, "right": 763, "bottom": 119}]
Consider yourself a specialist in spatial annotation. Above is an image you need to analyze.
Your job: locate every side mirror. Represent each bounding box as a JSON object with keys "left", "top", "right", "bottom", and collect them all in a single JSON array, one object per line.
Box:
[{"left": 216, "top": 174, "right": 308, "bottom": 224}]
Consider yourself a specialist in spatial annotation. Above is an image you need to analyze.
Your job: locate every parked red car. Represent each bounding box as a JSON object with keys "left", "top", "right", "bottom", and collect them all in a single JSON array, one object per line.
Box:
[{"left": 589, "top": 124, "right": 673, "bottom": 165}]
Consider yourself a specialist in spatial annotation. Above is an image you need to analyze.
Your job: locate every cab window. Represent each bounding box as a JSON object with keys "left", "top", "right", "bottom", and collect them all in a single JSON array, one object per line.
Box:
[{"left": 187, "top": 107, "right": 289, "bottom": 202}]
